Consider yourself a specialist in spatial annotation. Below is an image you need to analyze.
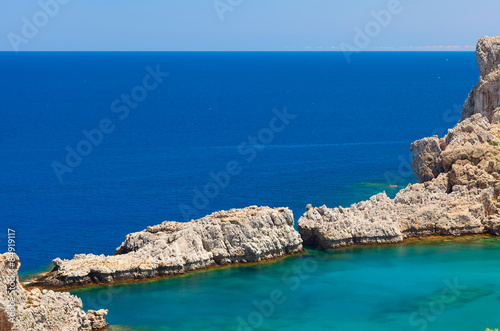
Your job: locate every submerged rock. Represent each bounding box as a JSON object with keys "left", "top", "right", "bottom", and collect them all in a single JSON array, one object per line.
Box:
[
  {"left": 299, "top": 36, "right": 500, "bottom": 248},
  {"left": 29, "top": 206, "right": 303, "bottom": 289},
  {"left": 0, "top": 253, "right": 107, "bottom": 331}
]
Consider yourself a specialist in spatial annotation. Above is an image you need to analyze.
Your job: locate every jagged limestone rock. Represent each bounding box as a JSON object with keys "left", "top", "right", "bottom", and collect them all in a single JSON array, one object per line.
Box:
[
  {"left": 0, "top": 253, "right": 107, "bottom": 331},
  {"left": 298, "top": 177, "right": 489, "bottom": 248},
  {"left": 86, "top": 310, "right": 108, "bottom": 330},
  {"left": 29, "top": 206, "right": 303, "bottom": 289}
]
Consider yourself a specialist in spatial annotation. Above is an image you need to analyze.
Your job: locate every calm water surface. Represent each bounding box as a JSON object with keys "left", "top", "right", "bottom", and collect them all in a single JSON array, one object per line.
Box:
[{"left": 73, "top": 237, "right": 500, "bottom": 331}]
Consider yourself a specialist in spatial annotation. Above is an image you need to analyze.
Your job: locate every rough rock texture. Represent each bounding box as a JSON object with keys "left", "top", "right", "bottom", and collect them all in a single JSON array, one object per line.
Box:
[
  {"left": 461, "top": 36, "right": 500, "bottom": 122},
  {"left": 298, "top": 175, "right": 490, "bottom": 248},
  {"left": 299, "top": 36, "right": 500, "bottom": 248},
  {"left": 413, "top": 37, "right": 500, "bottom": 184},
  {"left": 86, "top": 310, "right": 108, "bottom": 330},
  {"left": 0, "top": 253, "right": 107, "bottom": 331},
  {"left": 412, "top": 113, "right": 500, "bottom": 187},
  {"left": 29, "top": 206, "right": 303, "bottom": 290}
]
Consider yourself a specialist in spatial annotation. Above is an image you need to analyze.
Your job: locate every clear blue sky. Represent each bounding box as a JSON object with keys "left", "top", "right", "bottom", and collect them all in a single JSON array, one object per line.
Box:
[{"left": 1, "top": 0, "right": 499, "bottom": 51}]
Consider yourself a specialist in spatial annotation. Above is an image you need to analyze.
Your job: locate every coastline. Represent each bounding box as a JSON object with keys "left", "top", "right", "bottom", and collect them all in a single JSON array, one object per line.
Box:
[
  {"left": 76, "top": 235, "right": 500, "bottom": 331},
  {"left": 27, "top": 233, "right": 497, "bottom": 293},
  {"left": 26, "top": 206, "right": 304, "bottom": 291},
  {"left": 28, "top": 249, "right": 306, "bottom": 293},
  {"left": 298, "top": 36, "right": 500, "bottom": 250},
  {"left": 3, "top": 35, "right": 500, "bottom": 331}
]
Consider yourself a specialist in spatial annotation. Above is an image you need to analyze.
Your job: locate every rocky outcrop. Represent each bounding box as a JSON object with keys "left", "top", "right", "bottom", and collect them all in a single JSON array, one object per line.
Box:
[
  {"left": 86, "top": 310, "right": 108, "bottom": 330},
  {"left": 461, "top": 36, "right": 500, "bottom": 122},
  {"left": 412, "top": 36, "right": 500, "bottom": 184},
  {"left": 0, "top": 253, "right": 107, "bottom": 331},
  {"left": 412, "top": 113, "right": 500, "bottom": 188},
  {"left": 299, "top": 36, "right": 500, "bottom": 249},
  {"left": 29, "top": 206, "right": 303, "bottom": 290},
  {"left": 298, "top": 174, "right": 490, "bottom": 248}
]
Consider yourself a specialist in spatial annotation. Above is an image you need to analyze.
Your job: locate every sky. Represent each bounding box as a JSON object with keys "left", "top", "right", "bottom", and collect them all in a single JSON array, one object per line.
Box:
[{"left": 1, "top": 0, "right": 499, "bottom": 51}]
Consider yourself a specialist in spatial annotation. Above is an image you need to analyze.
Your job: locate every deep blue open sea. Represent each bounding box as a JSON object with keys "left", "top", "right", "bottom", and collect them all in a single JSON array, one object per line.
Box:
[{"left": 3, "top": 51, "right": 498, "bottom": 330}]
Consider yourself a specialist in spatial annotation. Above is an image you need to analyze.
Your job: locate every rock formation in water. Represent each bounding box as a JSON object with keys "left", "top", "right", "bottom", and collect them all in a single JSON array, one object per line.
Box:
[
  {"left": 0, "top": 253, "right": 108, "bottom": 331},
  {"left": 298, "top": 36, "right": 500, "bottom": 248},
  {"left": 29, "top": 206, "right": 303, "bottom": 290}
]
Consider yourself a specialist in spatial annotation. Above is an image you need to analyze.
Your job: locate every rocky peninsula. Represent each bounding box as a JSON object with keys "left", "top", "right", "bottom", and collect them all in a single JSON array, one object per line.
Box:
[
  {"left": 298, "top": 36, "right": 500, "bottom": 248},
  {"left": 0, "top": 253, "right": 108, "bottom": 331},
  {"left": 28, "top": 206, "right": 303, "bottom": 290}
]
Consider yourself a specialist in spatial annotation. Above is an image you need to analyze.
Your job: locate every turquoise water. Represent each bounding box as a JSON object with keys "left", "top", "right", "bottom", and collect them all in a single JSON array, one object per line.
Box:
[{"left": 73, "top": 237, "right": 500, "bottom": 331}]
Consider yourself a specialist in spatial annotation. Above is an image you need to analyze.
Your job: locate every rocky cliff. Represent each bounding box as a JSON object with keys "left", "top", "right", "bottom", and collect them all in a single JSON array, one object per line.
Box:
[
  {"left": 298, "top": 36, "right": 500, "bottom": 249},
  {"left": 29, "top": 206, "right": 303, "bottom": 290},
  {"left": 412, "top": 36, "right": 500, "bottom": 183},
  {"left": 0, "top": 253, "right": 107, "bottom": 331}
]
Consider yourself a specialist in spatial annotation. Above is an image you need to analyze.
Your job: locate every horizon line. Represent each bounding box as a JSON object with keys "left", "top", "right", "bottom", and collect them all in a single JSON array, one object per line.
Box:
[{"left": 0, "top": 50, "right": 477, "bottom": 53}]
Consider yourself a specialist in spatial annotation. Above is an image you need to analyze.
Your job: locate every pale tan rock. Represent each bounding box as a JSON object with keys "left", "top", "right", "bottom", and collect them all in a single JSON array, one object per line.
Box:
[
  {"left": 86, "top": 310, "right": 108, "bottom": 330},
  {"left": 0, "top": 253, "right": 107, "bottom": 331},
  {"left": 477, "top": 36, "right": 500, "bottom": 78},
  {"left": 462, "top": 36, "right": 500, "bottom": 122},
  {"left": 298, "top": 176, "right": 489, "bottom": 248},
  {"left": 410, "top": 136, "right": 443, "bottom": 183},
  {"left": 29, "top": 206, "right": 303, "bottom": 290}
]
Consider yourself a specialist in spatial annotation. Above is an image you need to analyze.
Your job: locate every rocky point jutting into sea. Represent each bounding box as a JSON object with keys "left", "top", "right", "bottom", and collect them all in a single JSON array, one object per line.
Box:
[
  {"left": 298, "top": 36, "right": 500, "bottom": 249},
  {"left": 27, "top": 206, "right": 303, "bottom": 290}
]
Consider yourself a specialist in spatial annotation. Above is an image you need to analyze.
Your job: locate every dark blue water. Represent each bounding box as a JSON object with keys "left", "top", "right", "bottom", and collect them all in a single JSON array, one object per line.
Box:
[{"left": 0, "top": 51, "right": 478, "bottom": 273}]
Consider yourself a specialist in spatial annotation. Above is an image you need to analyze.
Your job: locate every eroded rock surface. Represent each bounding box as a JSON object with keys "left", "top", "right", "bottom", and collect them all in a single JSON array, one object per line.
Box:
[
  {"left": 29, "top": 206, "right": 303, "bottom": 289},
  {"left": 298, "top": 175, "right": 491, "bottom": 248},
  {"left": 412, "top": 36, "right": 500, "bottom": 185},
  {"left": 299, "top": 36, "right": 500, "bottom": 248},
  {"left": 0, "top": 253, "right": 107, "bottom": 331},
  {"left": 86, "top": 310, "right": 108, "bottom": 330}
]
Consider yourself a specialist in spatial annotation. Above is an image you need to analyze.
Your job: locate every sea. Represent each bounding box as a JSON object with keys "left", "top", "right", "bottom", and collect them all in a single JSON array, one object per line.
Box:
[{"left": 2, "top": 51, "right": 499, "bottom": 330}]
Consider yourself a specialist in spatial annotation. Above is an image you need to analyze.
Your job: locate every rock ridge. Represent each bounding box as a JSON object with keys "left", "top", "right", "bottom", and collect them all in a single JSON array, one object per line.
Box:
[{"left": 29, "top": 206, "right": 303, "bottom": 290}]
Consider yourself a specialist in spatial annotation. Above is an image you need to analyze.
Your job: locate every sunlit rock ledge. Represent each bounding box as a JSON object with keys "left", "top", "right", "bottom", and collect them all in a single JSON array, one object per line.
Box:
[
  {"left": 298, "top": 36, "right": 500, "bottom": 249},
  {"left": 28, "top": 206, "right": 303, "bottom": 290}
]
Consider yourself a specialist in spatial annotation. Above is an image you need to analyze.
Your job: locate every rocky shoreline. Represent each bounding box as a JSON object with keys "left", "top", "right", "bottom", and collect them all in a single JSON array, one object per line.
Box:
[
  {"left": 0, "top": 253, "right": 108, "bottom": 331},
  {"left": 298, "top": 36, "right": 500, "bottom": 248},
  {"left": 27, "top": 206, "right": 303, "bottom": 290},
  {"left": 2, "top": 36, "right": 500, "bottom": 331}
]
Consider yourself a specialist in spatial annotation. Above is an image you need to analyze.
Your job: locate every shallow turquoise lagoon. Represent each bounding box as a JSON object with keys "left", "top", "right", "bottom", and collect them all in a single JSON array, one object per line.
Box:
[{"left": 72, "top": 237, "right": 500, "bottom": 331}]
